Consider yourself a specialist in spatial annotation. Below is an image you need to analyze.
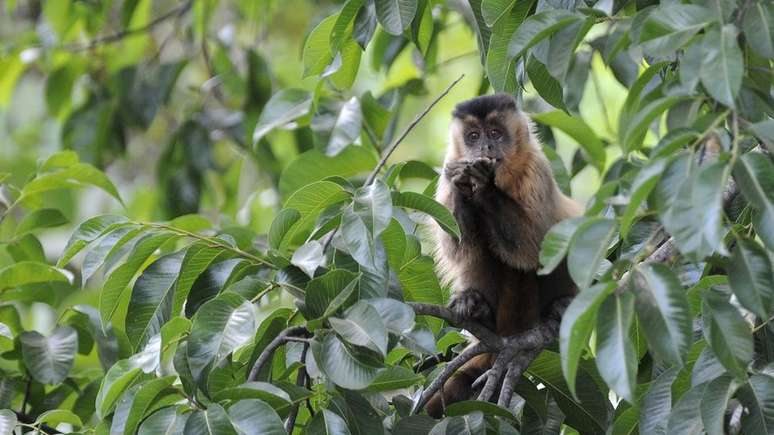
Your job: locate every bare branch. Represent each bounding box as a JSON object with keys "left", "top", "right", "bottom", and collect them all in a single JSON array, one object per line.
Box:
[
  {"left": 247, "top": 325, "right": 309, "bottom": 382},
  {"left": 412, "top": 342, "right": 488, "bottom": 413},
  {"left": 284, "top": 343, "right": 309, "bottom": 433}
]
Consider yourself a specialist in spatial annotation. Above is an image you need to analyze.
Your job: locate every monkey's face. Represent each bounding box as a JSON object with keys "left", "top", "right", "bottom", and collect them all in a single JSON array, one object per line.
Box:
[
  {"left": 455, "top": 115, "right": 513, "bottom": 162},
  {"left": 448, "top": 94, "right": 522, "bottom": 163}
]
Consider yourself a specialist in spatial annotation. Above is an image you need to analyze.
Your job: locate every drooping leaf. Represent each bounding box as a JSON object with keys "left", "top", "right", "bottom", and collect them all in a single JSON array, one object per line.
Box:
[
  {"left": 187, "top": 293, "right": 257, "bottom": 381},
  {"left": 665, "top": 383, "right": 707, "bottom": 434},
  {"left": 391, "top": 191, "right": 460, "bottom": 241},
  {"left": 728, "top": 237, "right": 774, "bottom": 319},
  {"left": 184, "top": 404, "right": 238, "bottom": 435},
  {"left": 743, "top": 1, "right": 774, "bottom": 58},
  {"left": 734, "top": 152, "right": 774, "bottom": 249},
  {"left": 699, "top": 25, "right": 743, "bottom": 108},
  {"left": 637, "top": 4, "right": 714, "bottom": 57},
  {"left": 228, "top": 399, "right": 287, "bottom": 435},
  {"left": 595, "top": 291, "right": 636, "bottom": 403},
  {"left": 138, "top": 406, "right": 189, "bottom": 434},
  {"left": 508, "top": 10, "right": 583, "bottom": 60},
  {"left": 291, "top": 240, "right": 326, "bottom": 278},
  {"left": 253, "top": 89, "right": 312, "bottom": 144},
  {"left": 306, "top": 409, "right": 352, "bottom": 435},
  {"left": 14, "top": 208, "right": 68, "bottom": 235},
  {"left": 530, "top": 111, "right": 605, "bottom": 172},
  {"left": 539, "top": 217, "right": 586, "bottom": 275},
  {"left": 481, "top": 0, "right": 516, "bottom": 26},
  {"left": 126, "top": 251, "right": 185, "bottom": 349},
  {"left": 620, "top": 158, "right": 668, "bottom": 238},
  {"left": 375, "top": 0, "right": 418, "bottom": 35},
  {"left": 59, "top": 215, "right": 129, "bottom": 266},
  {"left": 268, "top": 208, "right": 301, "bottom": 250},
  {"left": 567, "top": 218, "right": 617, "bottom": 289},
  {"left": 317, "top": 333, "right": 382, "bottom": 390},
  {"left": 631, "top": 264, "right": 692, "bottom": 366},
  {"left": 329, "top": 300, "right": 388, "bottom": 356},
  {"left": 702, "top": 290, "right": 753, "bottom": 380},
  {"left": 20, "top": 326, "right": 78, "bottom": 385},
  {"left": 640, "top": 367, "right": 678, "bottom": 435},
  {"left": 738, "top": 374, "right": 774, "bottom": 434},
  {"left": 325, "top": 97, "right": 363, "bottom": 156},
  {"left": 0, "top": 410, "right": 17, "bottom": 435},
  {"left": 559, "top": 282, "right": 615, "bottom": 399},
  {"left": 21, "top": 163, "right": 124, "bottom": 205},
  {"left": 700, "top": 375, "right": 739, "bottom": 435},
  {"left": 95, "top": 359, "right": 143, "bottom": 419}
]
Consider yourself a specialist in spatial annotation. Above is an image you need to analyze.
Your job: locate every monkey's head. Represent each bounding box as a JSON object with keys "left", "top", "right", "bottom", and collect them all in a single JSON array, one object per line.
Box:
[{"left": 448, "top": 93, "right": 531, "bottom": 162}]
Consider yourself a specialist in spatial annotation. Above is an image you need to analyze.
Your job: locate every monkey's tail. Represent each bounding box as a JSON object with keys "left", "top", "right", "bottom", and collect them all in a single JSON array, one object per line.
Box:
[{"left": 425, "top": 353, "right": 495, "bottom": 418}]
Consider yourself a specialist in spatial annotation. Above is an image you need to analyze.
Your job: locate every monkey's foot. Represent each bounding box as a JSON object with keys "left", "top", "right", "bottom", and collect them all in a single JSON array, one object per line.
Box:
[{"left": 448, "top": 289, "right": 493, "bottom": 325}]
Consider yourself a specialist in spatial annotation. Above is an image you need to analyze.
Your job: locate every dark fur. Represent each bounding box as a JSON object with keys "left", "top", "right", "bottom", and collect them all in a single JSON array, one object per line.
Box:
[{"left": 426, "top": 94, "right": 582, "bottom": 417}]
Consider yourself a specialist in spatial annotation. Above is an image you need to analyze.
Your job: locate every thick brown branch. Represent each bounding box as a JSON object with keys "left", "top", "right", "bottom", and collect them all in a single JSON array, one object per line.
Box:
[
  {"left": 412, "top": 342, "right": 488, "bottom": 413},
  {"left": 247, "top": 325, "right": 309, "bottom": 382}
]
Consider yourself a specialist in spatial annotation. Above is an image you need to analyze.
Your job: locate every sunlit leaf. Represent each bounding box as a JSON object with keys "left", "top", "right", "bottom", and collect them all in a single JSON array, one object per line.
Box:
[
  {"left": 375, "top": 0, "right": 417, "bottom": 35},
  {"left": 253, "top": 89, "right": 313, "bottom": 144}
]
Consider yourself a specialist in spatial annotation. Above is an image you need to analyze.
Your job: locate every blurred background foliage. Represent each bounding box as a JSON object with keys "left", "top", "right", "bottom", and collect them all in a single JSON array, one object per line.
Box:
[{"left": 1, "top": 0, "right": 774, "bottom": 433}]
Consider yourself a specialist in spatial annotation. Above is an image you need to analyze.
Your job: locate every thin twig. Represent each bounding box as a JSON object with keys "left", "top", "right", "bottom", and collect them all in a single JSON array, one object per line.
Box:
[
  {"left": 247, "top": 326, "right": 309, "bottom": 381},
  {"left": 322, "top": 75, "right": 465, "bottom": 252},
  {"left": 61, "top": 1, "right": 194, "bottom": 51},
  {"left": 364, "top": 74, "right": 465, "bottom": 186}
]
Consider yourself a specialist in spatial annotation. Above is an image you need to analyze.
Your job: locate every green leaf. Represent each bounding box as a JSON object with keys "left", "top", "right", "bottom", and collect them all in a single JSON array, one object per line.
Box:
[
  {"left": 291, "top": 240, "right": 326, "bottom": 278},
  {"left": 728, "top": 237, "right": 774, "bottom": 319},
  {"left": 269, "top": 209, "right": 301, "bottom": 250},
  {"left": 0, "top": 261, "right": 69, "bottom": 291},
  {"left": 699, "top": 25, "right": 743, "bottom": 108},
  {"left": 666, "top": 383, "right": 707, "bottom": 434},
  {"left": 184, "top": 404, "right": 238, "bottom": 435},
  {"left": 445, "top": 400, "right": 516, "bottom": 421},
  {"left": 530, "top": 111, "right": 605, "bottom": 172},
  {"left": 138, "top": 407, "right": 189, "bottom": 434},
  {"left": 702, "top": 290, "right": 753, "bottom": 380},
  {"left": 210, "top": 382, "right": 291, "bottom": 409},
  {"left": 738, "top": 374, "right": 774, "bottom": 434},
  {"left": 631, "top": 264, "right": 692, "bottom": 366},
  {"left": 228, "top": 399, "right": 287, "bottom": 435},
  {"left": 253, "top": 89, "right": 312, "bottom": 144},
  {"left": 637, "top": 4, "right": 714, "bottom": 57},
  {"left": 366, "top": 366, "right": 424, "bottom": 391},
  {"left": 743, "top": 2, "right": 774, "bottom": 58},
  {"left": 364, "top": 297, "right": 415, "bottom": 333},
  {"left": 95, "top": 361, "right": 141, "bottom": 419},
  {"left": 640, "top": 367, "right": 678, "bottom": 435},
  {"left": 22, "top": 162, "right": 123, "bottom": 205},
  {"left": 619, "top": 158, "right": 668, "bottom": 238},
  {"left": 374, "top": 0, "right": 417, "bottom": 35},
  {"left": 59, "top": 215, "right": 129, "bottom": 266},
  {"left": 14, "top": 208, "right": 68, "bottom": 235},
  {"left": 304, "top": 270, "right": 359, "bottom": 322},
  {"left": 326, "top": 97, "right": 363, "bottom": 156},
  {"left": 481, "top": 0, "right": 516, "bottom": 26},
  {"left": 527, "top": 351, "right": 610, "bottom": 434},
  {"left": 391, "top": 191, "right": 460, "bottom": 241},
  {"left": 318, "top": 333, "right": 382, "bottom": 389},
  {"left": 526, "top": 57, "right": 567, "bottom": 111},
  {"left": 82, "top": 225, "right": 142, "bottom": 283},
  {"left": 595, "top": 291, "right": 636, "bottom": 403},
  {"left": 279, "top": 147, "right": 376, "bottom": 197},
  {"left": 662, "top": 161, "right": 728, "bottom": 261},
  {"left": 126, "top": 251, "right": 185, "bottom": 349},
  {"left": 700, "top": 375, "right": 739, "bottom": 435},
  {"left": 401, "top": 325, "right": 436, "bottom": 355},
  {"left": 620, "top": 96, "right": 683, "bottom": 153},
  {"left": 283, "top": 181, "right": 350, "bottom": 245},
  {"left": 485, "top": 1, "right": 533, "bottom": 92},
  {"left": 559, "top": 282, "right": 615, "bottom": 399},
  {"left": 187, "top": 293, "right": 257, "bottom": 382},
  {"left": 0, "top": 409, "right": 16, "bottom": 435},
  {"left": 303, "top": 14, "right": 337, "bottom": 77},
  {"left": 35, "top": 409, "right": 83, "bottom": 429},
  {"left": 330, "top": 301, "right": 388, "bottom": 356},
  {"left": 99, "top": 232, "right": 178, "bottom": 328},
  {"left": 567, "top": 218, "right": 617, "bottom": 289},
  {"left": 734, "top": 152, "right": 774, "bottom": 247},
  {"left": 306, "top": 409, "right": 352, "bottom": 435},
  {"left": 20, "top": 326, "right": 77, "bottom": 384},
  {"left": 508, "top": 10, "right": 582, "bottom": 60},
  {"left": 539, "top": 217, "right": 585, "bottom": 275},
  {"left": 110, "top": 376, "right": 177, "bottom": 435},
  {"left": 354, "top": 180, "right": 393, "bottom": 237},
  {"left": 172, "top": 243, "right": 224, "bottom": 315}
]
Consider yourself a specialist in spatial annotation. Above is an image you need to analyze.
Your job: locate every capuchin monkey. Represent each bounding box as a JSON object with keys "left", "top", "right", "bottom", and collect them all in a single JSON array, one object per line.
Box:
[{"left": 426, "top": 94, "right": 582, "bottom": 417}]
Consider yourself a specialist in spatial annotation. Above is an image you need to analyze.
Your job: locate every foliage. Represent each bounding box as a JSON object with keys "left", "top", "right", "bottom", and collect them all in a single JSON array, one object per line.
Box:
[{"left": 1, "top": 0, "right": 774, "bottom": 434}]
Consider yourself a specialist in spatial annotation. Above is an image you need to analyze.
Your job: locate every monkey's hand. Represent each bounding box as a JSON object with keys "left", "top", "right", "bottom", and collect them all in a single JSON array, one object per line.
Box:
[
  {"left": 446, "top": 158, "right": 497, "bottom": 199},
  {"left": 448, "top": 288, "right": 494, "bottom": 326}
]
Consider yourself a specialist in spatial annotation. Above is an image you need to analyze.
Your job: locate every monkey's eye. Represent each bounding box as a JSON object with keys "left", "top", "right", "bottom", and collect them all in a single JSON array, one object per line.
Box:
[
  {"left": 468, "top": 131, "right": 480, "bottom": 141},
  {"left": 489, "top": 129, "right": 502, "bottom": 139}
]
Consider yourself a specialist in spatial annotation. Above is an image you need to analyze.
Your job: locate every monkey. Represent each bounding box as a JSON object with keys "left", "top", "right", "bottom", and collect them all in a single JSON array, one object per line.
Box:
[{"left": 425, "top": 94, "right": 583, "bottom": 417}]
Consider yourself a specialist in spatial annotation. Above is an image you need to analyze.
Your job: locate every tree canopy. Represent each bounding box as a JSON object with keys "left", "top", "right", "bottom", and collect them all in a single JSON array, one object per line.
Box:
[{"left": 1, "top": 0, "right": 774, "bottom": 434}]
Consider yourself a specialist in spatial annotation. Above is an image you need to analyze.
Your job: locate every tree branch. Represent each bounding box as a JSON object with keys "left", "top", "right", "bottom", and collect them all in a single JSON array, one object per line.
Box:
[{"left": 247, "top": 325, "right": 309, "bottom": 382}]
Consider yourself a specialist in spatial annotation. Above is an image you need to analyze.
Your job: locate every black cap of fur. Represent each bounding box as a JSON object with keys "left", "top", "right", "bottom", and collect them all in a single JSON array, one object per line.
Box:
[{"left": 452, "top": 93, "right": 517, "bottom": 119}]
